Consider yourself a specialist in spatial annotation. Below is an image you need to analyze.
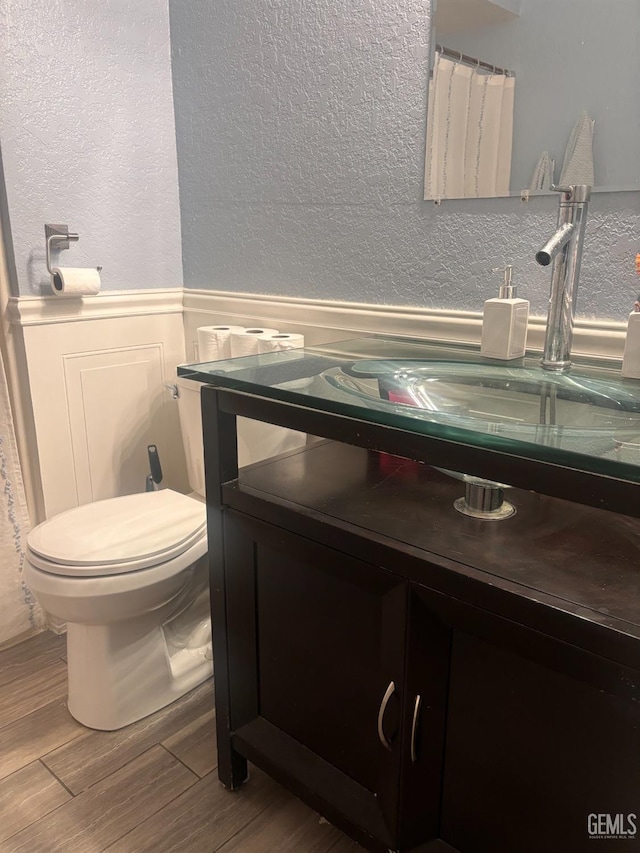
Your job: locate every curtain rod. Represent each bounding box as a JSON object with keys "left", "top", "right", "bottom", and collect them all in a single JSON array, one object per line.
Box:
[{"left": 435, "top": 44, "right": 514, "bottom": 77}]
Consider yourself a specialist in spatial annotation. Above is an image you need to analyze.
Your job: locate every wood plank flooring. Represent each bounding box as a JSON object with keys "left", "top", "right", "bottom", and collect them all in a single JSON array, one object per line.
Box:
[{"left": 0, "top": 631, "right": 361, "bottom": 852}]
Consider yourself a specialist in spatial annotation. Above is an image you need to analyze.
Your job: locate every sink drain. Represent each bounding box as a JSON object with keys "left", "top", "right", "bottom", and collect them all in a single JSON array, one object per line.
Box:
[{"left": 454, "top": 479, "right": 516, "bottom": 520}]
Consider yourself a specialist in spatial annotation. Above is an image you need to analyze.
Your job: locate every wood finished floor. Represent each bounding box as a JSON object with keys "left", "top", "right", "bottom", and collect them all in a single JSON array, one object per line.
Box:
[{"left": 0, "top": 631, "right": 361, "bottom": 853}]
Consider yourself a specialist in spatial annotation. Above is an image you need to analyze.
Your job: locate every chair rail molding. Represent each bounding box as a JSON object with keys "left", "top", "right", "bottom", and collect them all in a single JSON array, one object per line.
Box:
[
  {"left": 8, "top": 288, "right": 183, "bottom": 327},
  {"left": 182, "top": 288, "right": 626, "bottom": 364}
]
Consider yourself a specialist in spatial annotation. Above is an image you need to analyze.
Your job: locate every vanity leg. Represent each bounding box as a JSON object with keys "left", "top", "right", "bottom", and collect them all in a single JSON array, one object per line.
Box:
[
  {"left": 216, "top": 721, "right": 249, "bottom": 790},
  {"left": 202, "top": 387, "right": 248, "bottom": 790},
  {"left": 211, "top": 523, "right": 249, "bottom": 791}
]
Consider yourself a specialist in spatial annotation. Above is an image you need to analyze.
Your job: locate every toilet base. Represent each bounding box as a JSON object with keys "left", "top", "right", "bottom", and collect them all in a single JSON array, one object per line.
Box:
[{"left": 66, "top": 609, "right": 213, "bottom": 730}]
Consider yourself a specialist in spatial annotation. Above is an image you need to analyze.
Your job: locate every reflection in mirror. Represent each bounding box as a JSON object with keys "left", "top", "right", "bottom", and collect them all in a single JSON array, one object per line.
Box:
[
  {"left": 424, "top": 0, "right": 640, "bottom": 201},
  {"left": 425, "top": 45, "right": 516, "bottom": 200}
]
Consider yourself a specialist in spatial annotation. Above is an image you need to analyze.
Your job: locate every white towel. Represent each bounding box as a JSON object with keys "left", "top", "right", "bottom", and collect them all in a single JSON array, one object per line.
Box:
[{"left": 559, "top": 111, "right": 595, "bottom": 186}]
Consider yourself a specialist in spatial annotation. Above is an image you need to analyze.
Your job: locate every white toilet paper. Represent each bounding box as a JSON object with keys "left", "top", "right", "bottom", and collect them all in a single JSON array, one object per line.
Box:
[
  {"left": 197, "top": 325, "right": 246, "bottom": 361},
  {"left": 230, "top": 328, "right": 280, "bottom": 358},
  {"left": 257, "top": 332, "right": 305, "bottom": 355},
  {"left": 51, "top": 267, "right": 101, "bottom": 297}
]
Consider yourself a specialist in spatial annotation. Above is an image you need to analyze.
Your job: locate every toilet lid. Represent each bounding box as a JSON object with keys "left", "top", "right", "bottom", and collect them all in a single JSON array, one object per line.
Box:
[{"left": 27, "top": 490, "right": 207, "bottom": 573}]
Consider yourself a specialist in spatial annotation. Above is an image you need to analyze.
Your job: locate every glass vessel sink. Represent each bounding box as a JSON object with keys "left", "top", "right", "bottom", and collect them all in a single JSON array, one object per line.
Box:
[
  {"left": 319, "top": 360, "right": 640, "bottom": 459},
  {"left": 321, "top": 361, "right": 640, "bottom": 430}
]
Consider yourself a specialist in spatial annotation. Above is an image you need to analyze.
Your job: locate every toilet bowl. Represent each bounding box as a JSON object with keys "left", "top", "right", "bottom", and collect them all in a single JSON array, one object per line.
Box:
[
  {"left": 24, "top": 375, "right": 307, "bottom": 731},
  {"left": 24, "top": 488, "right": 211, "bottom": 730}
]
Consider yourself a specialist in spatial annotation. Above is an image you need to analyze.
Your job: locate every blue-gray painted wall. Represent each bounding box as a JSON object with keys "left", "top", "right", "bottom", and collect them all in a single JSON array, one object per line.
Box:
[
  {"left": 170, "top": 0, "right": 640, "bottom": 320},
  {"left": 1, "top": 0, "right": 183, "bottom": 295}
]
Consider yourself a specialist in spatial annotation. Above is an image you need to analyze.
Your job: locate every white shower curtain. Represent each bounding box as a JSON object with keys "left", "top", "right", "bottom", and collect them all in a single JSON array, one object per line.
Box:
[
  {"left": 0, "top": 351, "right": 41, "bottom": 644},
  {"left": 425, "top": 54, "right": 515, "bottom": 200}
]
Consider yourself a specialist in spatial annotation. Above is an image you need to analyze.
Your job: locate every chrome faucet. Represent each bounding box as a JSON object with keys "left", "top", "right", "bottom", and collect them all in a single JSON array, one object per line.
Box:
[{"left": 535, "top": 184, "right": 591, "bottom": 372}]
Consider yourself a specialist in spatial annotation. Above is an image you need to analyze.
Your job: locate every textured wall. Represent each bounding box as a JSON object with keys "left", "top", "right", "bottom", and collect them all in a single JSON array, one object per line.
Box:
[
  {"left": 170, "top": 0, "right": 640, "bottom": 321},
  {"left": 1, "top": 0, "right": 183, "bottom": 295}
]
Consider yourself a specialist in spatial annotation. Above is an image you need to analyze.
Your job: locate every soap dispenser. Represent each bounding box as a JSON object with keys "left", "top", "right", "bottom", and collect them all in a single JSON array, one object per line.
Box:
[
  {"left": 480, "top": 265, "right": 530, "bottom": 360},
  {"left": 622, "top": 294, "right": 640, "bottom": 379}
]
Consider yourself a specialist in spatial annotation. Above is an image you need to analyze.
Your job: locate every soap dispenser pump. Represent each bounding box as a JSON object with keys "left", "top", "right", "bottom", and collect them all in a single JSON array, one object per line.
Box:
[{"left": 480, "top": 264, "right": 530, "bottom": 360}]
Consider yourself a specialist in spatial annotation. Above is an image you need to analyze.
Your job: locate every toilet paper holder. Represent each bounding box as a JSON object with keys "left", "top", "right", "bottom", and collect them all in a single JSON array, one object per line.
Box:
[{"left": 44, "top": 224, "right": 102, "bottom": 276}]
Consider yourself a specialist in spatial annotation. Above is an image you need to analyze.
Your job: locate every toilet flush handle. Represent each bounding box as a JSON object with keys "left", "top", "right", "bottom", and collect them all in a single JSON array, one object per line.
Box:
[{"left": 147, "top": 445, "right": 163, "bottom": 488}]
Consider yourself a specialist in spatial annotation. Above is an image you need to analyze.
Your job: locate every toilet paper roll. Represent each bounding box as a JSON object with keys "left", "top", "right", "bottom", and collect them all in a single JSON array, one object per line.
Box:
[
  {"left": 197, "top": 325, "right": 246, "bottom": 361},
  {"left": 50, "top": 267, "right": 101, "bottom": 297},
  {"left": 230, "top": 328, "right": 280, "bottom": 358},
  {"left": 257, "top": 333, "right": 305, "bottom": 354},
  {"left": 257, "top": 332, "right": 305, "bottom": 361}
]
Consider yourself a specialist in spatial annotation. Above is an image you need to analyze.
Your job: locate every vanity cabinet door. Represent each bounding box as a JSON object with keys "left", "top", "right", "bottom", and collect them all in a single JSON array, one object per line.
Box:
[
  {"left": 425, "top": 594, "right": 640, "bottom": 853},
  {"left": 223, "top": 510, "right": 408, "bottom": 850},
  {"left": 397, "top": 583, "right": 453, "bottom": 850}
]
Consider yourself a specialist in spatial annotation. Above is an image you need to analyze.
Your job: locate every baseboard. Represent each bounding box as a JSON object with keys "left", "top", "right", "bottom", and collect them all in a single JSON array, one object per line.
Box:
[{"left": 44, "top": 615, "right": 67, "bottom": 636}]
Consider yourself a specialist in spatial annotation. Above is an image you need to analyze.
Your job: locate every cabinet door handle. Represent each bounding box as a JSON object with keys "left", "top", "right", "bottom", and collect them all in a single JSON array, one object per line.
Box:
[
  {"left": 410, "top": 694, "right": 422, "bottom": 764},
  {"left": 377, "top": 680, "right": 396, "bottom": 751}
]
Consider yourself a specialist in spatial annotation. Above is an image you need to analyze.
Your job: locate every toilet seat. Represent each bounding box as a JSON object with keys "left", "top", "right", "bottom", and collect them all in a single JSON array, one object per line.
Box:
[{"left": 27, "top": 490, "right": 207, "bottom": 577}]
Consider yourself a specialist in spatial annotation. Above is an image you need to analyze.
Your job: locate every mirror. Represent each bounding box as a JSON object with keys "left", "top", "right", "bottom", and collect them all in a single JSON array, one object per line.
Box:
[{"left": 425, "top": 0, "right": 640, "bottom": 200}]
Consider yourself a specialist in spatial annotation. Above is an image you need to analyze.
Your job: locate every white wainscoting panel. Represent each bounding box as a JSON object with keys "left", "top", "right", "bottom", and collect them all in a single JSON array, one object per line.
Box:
[
  {"left": 66, "top": 349, "right": 165, "bottom": 504},
  {"left": 12, "top": 290, "right": 188, "bottom": 520}
]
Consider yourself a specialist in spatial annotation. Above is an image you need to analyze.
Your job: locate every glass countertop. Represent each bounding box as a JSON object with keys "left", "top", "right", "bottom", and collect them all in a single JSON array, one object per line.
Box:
[{"left": 177, "top": 336, "right": 640, "bottom": 484}]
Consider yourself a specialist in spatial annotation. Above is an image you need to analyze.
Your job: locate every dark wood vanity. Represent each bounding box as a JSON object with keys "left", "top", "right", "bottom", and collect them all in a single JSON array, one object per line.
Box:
[{"left": 183, "top": 338, "right": 640, "bottom": 853}]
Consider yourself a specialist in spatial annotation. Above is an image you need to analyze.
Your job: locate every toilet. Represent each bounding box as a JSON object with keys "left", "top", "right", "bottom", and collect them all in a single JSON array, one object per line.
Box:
[
  {"left": 24, "top": 375, "right": 308, "bottom": 731},
  {"left": 24, "top": 377, "right": 212, "bottom": 731}
]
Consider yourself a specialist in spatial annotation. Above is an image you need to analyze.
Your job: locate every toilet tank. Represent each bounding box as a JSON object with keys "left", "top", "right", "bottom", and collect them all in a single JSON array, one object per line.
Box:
[
  {"left": 176, "top": 377, "right": 206, "bottom": 498},
  {"left": 176, "top": 376, "right": 308, "bottom": 498}
]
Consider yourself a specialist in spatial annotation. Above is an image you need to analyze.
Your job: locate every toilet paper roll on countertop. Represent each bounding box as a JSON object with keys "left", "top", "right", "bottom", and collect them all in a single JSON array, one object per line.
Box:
[
  {"left": 51, "top": 267, "right": 101, "bottom": 297},
  {"left": 230, "top": 328, "right": 280, "bottom": 358},
  {"left": 197, "top": 325, "right": 246, "bottom": 361},
  {"left": 257, "top": 332, "right": 305, "bottom": 354}
]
